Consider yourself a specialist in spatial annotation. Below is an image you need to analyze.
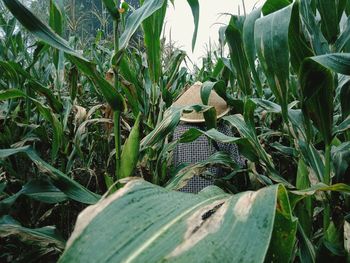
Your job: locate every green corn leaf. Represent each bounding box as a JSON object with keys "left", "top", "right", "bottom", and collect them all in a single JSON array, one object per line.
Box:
[
  {"left": 243, "top": 99, "right": 256, "bottom": 130},
  {"left": 334, "top": 116, "right": 350, "bottom": 135},
  {"left": 202, "top": 80, "right": 237, "bottom": 108},
  {"left": 294, "top": 159, "right": 313, "bottom": 237},
  {"left": 49, "top": 0, "right": 65, "bottom": 85},
  {"left": 1, "top": 0, "right": 86, "bottom": 60},
  {"left": 255, "top": 4, "right": 292, "bottom": 120},
  {"left": 187, "top": 0, "right": 199, "bottom": 52},
  {"left": 31, "top": 99, "right": 63, "bottom": 160},
  {"left": 262, "top": 0, "right": 292, "bottom": 15},
  {"left": 102, "top": 0, "right": 119, "bottom": 20},
  {"left": 223, "top": 115, "right": 292, "bottom": 187},
  {"left": 335, "top": 17, "right": 350, "bottom": 52},
  {"left": 257, "top": 1, "right": 312, "bottom": 107},
  {"left": 164, "top": 50, "right": 187, "bottom": 87},
  {"left": 270, "top": 142, "right": 297, "bottom": 157},
  {"left": 2, "top": 0, "right": 125, "bottom": 112},
  {"left": 226, "top": 23, "right": 252, "bottom": 95},
  {"left": 288, "top": 1, "right": 314, "bottom": 74},
  {"left": 0, "top": 89, "right": 63, "bottom": 159},
  {"left": 142, "top": 0, "right": 167, "bottom": 83},
  {"left": 298, "top": 140, "right": 325, "bottom": 183},
  {"left": 120, "top": 113, "right": 141, "bottom": 179},
  {"left": 300, "top": 58, "right": 334, "bottom": 145},
  {"left": 119, "top": 0, "right": 166, "bottom": 51},
  {"left": 300, "top": 0, "right": 330, "bottom": 55},
  {"left": 0, "top": 89, "right": 26, "bottom": 100},
  {"left": 59, "top": 180, "right": 294, "bottom": 263},
  {"left": 340, "top": 80, "right": 350, "bottom": 119},
  {"left": 119, "top": 55, "right": 143, "bottom": 97},
  {"left": 316, "top": 0, "right": 345, "bottom": 44},
  {"left": 0, "top": 215, "right": 65, "bottom": 250},
  {"left": 311, "top": 53, "right": 350, "bottom": 75},
  {"left": 291, "top": 183, "right": 350, "bottom": 196},
  {"left": 242, "top": 8, "right": 262, "bottom": 96},
  {"left": 332, "top": 142, "right": 350, "bottom": 181},
  {"left": 0, "top": 61, "right": 20, "bottom": 86},
  {"left": 140, "top": 105, "right": 210, "bottom": 150},
  {"left": 211, "top": 58, "right": 224, "bottom": 78},
  {"left": 251, "top": 98, "right": 282, "bottom": 113},
  {"left": 203, "top": 108, "right": 217, "bottom": 130},
  {"left": 201, "top": 81, "right": 222, "bottom": 129},
  {"left": 201, "top": 81, "right": 223, "bottom": 105},
  {"left": 49, "top": 0, "right": 63, "bottom": 36},
  {"left": 179, "top": 127, "right": 258, "bottom": 163},
  {"left": 297, "top": 223, "right": 317, "bottom": 262},
  {"left": 28, "top": 80, "right": 64, "bottom": 113},
  {"left": 265, "top": 185, "right": 297, "bottom": 262},
  {"left": 1, "top": 61, "right": 64, "bottom": 113},
  {"left": 0, "top": 146, "right": 100, "bottom": 204},
  {"left": 0, "top": 179, "right": 68, "bottom": 213},
  {"left": 166, "top": 152, "right": 240, "bottom": 190}
]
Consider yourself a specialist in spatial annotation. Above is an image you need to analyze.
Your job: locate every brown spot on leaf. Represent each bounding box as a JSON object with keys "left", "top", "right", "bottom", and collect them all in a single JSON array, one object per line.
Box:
[{"left": 167, "top": 199, "right": 228, "bottom": 258}]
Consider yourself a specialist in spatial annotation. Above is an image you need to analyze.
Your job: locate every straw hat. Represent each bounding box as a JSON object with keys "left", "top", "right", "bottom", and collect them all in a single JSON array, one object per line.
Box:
[{"left": 173, "top": 81, "right": 229, "bottom": 123}]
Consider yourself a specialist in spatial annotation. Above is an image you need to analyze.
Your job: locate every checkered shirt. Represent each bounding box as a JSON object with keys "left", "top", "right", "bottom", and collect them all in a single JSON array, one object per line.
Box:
[{"left": 173, "top": 123, "right": 244, "bottom": 193}]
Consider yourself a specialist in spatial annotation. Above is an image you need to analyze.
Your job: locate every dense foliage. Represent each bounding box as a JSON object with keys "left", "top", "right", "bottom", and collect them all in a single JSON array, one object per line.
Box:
[{"left": 1, "top": 0, "right": 350, "bottom": 262}]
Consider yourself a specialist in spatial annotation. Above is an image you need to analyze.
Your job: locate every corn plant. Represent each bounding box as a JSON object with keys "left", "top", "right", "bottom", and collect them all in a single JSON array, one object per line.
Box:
[
  {"left": 1, "top": 0, "right": 350, "bottom": 262},
  {"left": 0, "top": 0, "right": 200, "bottom": 260},
  {"left": 57, "top": 0, "right": 350, "bottom": 262}
]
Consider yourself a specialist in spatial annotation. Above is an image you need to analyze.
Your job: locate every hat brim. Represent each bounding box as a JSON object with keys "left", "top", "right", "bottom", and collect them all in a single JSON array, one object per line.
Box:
[{"left": 180, "top": 107, "right": 230, "bottom": 123}]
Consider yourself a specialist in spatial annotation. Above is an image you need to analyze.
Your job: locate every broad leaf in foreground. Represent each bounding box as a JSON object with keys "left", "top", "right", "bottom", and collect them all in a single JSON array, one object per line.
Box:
[{"left": 59, "top": 180, "right": 295, "bottom": 262}]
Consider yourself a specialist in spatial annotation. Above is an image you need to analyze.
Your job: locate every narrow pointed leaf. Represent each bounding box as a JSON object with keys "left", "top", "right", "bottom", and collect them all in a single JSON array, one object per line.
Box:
[
  {"left": 300, "top": 58, "right": 334, "bottom": 145},
  {"left": 262, "top": 0, "right": 292, "bottom": 15},
  {"left": 265, "top": 186, "right": 297, "bottom": 262},
  {"left": 255, "top": 4, "right": 293, "bottom": 120},
  {"left": 311, "top": 53, "right": 350, "bottom": 75},
  {"left": 0, "top": 215, "right": 65, "bottom": 250},
  {"left": 0, "top": 89, "right": 26, "bottom": 100},
  {"left": 288, "top": 1, "right": 314, "bottom": 73},
  {"left": 340, "top": 80, "right": 350, "bottom": 119},
  {"left": 316, "top": 0, "right": 344, "bottom": 43},
  {"left": 142, "top": 0, "right": 167, "bottom": 82},
  {"left": 179, "top": 127, "right": 258, "bottom": 163},
  {"left": 226, "top": 24, "right": 251, "bottom": 95},
  {"left": 102, "top": 0, "right": 119, "bottom": 20},
  {"left": 335, "top": 17, "right": 350, "bottom": 52},
  {"left": 0, "top": 179, "right": 68, "bottom": 213},
  {"left": 242, "top": 8, "right": 262, "bottom": 96},
  {"left": 0, "top": 146, "right": 100, "bottom": 204},
  {"left": 166, "top": 152, "right": 240, "bottom": 190},
  {"left": 2, "top": 0, "right": 86, "bottom": 60},
  {"left": 187, "top": 0, "right": 199, "bottom": 51},
  {"left": 140, "top": 105, "right": 210, "bottom": 150},
  {"left": 223, "top": 115, "right": 292, "bottom": 186},
  {"left": 298, "top": 140, "right": 325, "bottom": 182},
  {"left": 332, "top": 142, "right": 350, "bottom": 181},
  {"left": 2, "top": 0, "right": 125, "bottom": 112},
  {"left": 119, "top": 0, "right": 166, "bottom": 50}
]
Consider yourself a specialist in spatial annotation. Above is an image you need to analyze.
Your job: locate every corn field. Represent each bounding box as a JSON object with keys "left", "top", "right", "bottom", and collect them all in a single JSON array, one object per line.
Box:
[{"left": 1, "top": 0, "right": 350, "bottom": 262}]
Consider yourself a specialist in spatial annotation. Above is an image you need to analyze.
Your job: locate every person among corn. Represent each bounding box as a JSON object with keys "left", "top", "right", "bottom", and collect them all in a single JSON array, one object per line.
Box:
[{"left": 172, "top": 81, "right": 245, "bottom": 193}]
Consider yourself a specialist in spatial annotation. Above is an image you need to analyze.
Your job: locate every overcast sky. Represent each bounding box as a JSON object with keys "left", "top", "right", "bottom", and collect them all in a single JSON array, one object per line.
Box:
[{"left": 164, "top": 0, "right": 263, "bottom": 68}]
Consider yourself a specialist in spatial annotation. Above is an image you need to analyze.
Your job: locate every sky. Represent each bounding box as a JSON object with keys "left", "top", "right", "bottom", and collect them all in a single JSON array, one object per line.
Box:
[{"left": 163, "top": 0, "right": 263, "bottom": 68}]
